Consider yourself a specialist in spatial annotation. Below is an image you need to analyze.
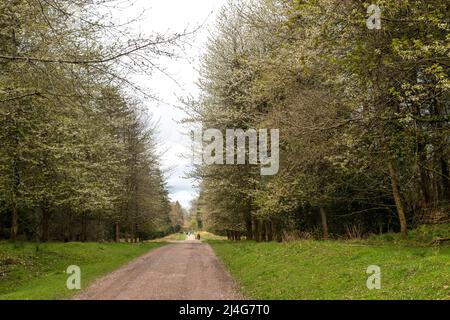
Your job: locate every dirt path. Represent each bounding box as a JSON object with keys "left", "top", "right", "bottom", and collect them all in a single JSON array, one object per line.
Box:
[{"left": 75, "top": 240, "right": 242, "bottom": 300}]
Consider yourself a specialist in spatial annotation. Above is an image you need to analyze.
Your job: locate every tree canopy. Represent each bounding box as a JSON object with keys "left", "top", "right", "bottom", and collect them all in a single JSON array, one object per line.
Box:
[
  {"left": 190, "top": 0, "right": 450, "bottom": 241},
  {"left": 0, "top": 0, "right": 181, "bottom": 242}
]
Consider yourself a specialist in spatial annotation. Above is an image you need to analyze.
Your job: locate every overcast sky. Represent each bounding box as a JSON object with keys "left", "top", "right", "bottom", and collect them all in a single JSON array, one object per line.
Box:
[{"left": 121, "top": 0, "right": 227, "bottom": 208}]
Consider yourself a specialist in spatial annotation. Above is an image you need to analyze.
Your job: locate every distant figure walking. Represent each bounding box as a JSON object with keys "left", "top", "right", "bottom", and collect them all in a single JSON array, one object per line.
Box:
[
  {"left": 196, "top": 233, "right": 201, "bottom": 240},
  {"left": 186, "top": 233, "right": 196, "bottom": 240}
]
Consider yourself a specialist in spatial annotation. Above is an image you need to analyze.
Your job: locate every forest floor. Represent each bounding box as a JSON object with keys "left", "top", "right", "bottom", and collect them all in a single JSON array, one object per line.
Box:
[
  {"left": 209, "top": 237, "right": 450, "bottom": 300},
  {"left": 0, "top": 241, "right": 164, "bottom": 299}
]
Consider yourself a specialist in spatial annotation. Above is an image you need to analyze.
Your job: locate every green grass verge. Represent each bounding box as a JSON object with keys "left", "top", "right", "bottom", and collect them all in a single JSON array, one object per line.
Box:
[
  {"left": 198, "top": 231, "right": 227, "bottom": 241},
  {"left": 0, "top": 241, "right": 165, "bottom": 300},
  {"left": 153, "top": 232, "right": 187, "bottom": 241},
  {"left": 209, "top": 240, "right": 450, "bottom": 300},
  {"left": 364, "top": 224, "right": 450, "bottom": 246}
]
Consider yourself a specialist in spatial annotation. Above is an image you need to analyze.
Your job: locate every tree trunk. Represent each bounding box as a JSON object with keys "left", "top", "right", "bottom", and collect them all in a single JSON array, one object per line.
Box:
[
  {"left": 388, "top": 160, "right": 408, "bottom": 239},
  {"left": 64, "top": 211, "right": 72, "bottom": 242},
  {"left": 115, "top": 222, "right": 120, "bottom": 242},
  {"left": 41, "top": 207, "right": 50, "bottom": 242},
  {"left": 10, "top": 204, "right": 18, "bottom": 242},
  {"left": 256, "top": 220, "right": 262, "bottom": 242},
  {"left": 8, "top": 17, "right": 20, "bottom": 243},
  {"left": 418, "top": 143, "right": 431, "bottom": 208},
  {"left": 264, "top": 221, "right": 268, "bottom": 241},
  {"left": 10, "top": 154, "right": 19, "bottom": 242},
  {"left": 251, "top": 217, "right": 257, "bottom": 241},
  {"left": 319, "top": 207, "right": 329, "bottom": 240},
  {"left": 135, "top": 223, "right": 139, "bottom": 243},
  {"left": 81, "top": 213, "right": 87, "bottom": 242},
  {"left": 245, "top": 216, "right": 253, "bottom": 240},
  {"left": 131, "top": 223, "right": 135, "bottom": 243},
  {"left": 440, "top": 157, "right": 450, "bottom": 202},
  {"left": 267, "top": 220, "right": 273, "bottom": 241},
  {"left": 260, "top": 220, "right": 266, "bottom": 242},
  {"left": 272, "top": 218, "right": 281, "bottom": 242},
  {"left": 253, "top": 219, "right": 259, "bottom": 242}
]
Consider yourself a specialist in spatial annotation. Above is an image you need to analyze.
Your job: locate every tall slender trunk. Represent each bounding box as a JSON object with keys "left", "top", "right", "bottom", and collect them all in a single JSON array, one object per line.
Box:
[
  {"left": 263, "top": 221, "right": 268, "bottom": 241},
  {"left": 41, "top": 206, "right": 50, "bottom": 242},
  {"left": 257, "top": 220, "right": 263, "bottom": 242},
  {"left": 10, "top": 139, "right": 20, "bottom": 242},
  {"left": 388, "top": 160, "right": 408, "bottom": 238},
  {"left": 251, "top": 217, "right": 257, "bottom": 241},
  {"left": 431, "top": 96, "right": 450, "bottom": 203},
  {"left": 266, "top": 220, "right": 273, "bottom": 241},
  {"left": 115, "top": 222, "right": 120, "bottom": 242},
  {"left": 64, "top": 211, "right": 70, "bottom": 242},
  {"left": 81, "top": 213, "right": 87, "bottom": 242},
  {"left": 319, "top": 207, "right": 329, "bottom": 240},
  {"left": 131, "top": 223, "right": 135, "bottom": 243},
  {"left": 245, "top": 215, "right": 253, "bottom": 240},
  {"left": 440, "top": 157, "right": 450, "bottom": 202},
  {"left": 272, "top": 218, "right": 282, "bottom": 242},
  {"left": 260, "top": 220, "right": 266, "bottom": 241},
  {"left": 417, "top": 141, "right": 431, "bottom": 208},
  {"left": 8, "top": 11, "right": 20, "bottom": 243},
  {"left": 134, "top": 223, "right": 139, "bottom": 242},
  {"left": 10, "top": 204, "right": 18, "bottom": 242},
  {"left": 9, "top": 148, "right": 19, "bottom": 241}
]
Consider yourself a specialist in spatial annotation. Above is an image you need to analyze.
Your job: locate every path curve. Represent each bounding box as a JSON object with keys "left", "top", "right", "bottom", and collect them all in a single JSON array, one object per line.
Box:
[{"left": 75, "top": 240, "right": 242, "bottom": 300}]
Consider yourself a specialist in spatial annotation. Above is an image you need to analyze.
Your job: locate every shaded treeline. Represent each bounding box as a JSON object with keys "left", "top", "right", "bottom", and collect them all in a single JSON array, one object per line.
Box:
[
  {"left": 188, "top": 0, "right": 450, "bottom": 241},
  {"left": 168, "top": 201, "right": 185, "bottom": 233}
]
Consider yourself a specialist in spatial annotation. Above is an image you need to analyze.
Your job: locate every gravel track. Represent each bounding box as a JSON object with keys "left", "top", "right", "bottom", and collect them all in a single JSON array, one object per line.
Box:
[{"left": 75, "top": 240, "right": 242, "bottom": 300}]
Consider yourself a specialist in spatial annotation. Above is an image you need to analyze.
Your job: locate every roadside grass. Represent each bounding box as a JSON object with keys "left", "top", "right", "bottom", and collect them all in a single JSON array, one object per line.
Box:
[
  {"left": 363, "top": 223, "right": 450, "bottom": 246},
  {"left": 0, "top": 241, "right": 165, "bottom": 300},
  {"left": 198, "top": 231, "right": 227, "bottom": 241},
  {"left": 209, "top": 235, "right": 450, "bottom": 299},
  {"left": 152, "top": 232, "right": 187, "bottom": 241}
]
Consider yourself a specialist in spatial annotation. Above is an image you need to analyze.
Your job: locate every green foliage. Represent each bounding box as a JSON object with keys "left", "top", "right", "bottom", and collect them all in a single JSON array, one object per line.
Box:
[
  {"left": 169, "top": 201, "right": 185, "bottom": 232},
  {"left": 0, "top": 1, "right": 173, "bottom": 241},
  {"left": 190, "top": 0, "right": 450, "bottom": 240}
]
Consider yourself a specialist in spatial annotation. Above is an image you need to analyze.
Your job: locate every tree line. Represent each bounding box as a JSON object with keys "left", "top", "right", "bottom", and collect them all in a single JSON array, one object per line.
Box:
[
  {"left": 0, "top": 0, "right": 184, "bottom": 242},
  {"left": 189, "top": 0, "right": 450, "bottom": 241}
]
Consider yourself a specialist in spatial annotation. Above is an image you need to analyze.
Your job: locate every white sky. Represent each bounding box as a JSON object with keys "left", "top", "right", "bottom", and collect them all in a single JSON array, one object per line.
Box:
[{"left": 120, "top": 0, "right": 227, "bottom": 209}]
